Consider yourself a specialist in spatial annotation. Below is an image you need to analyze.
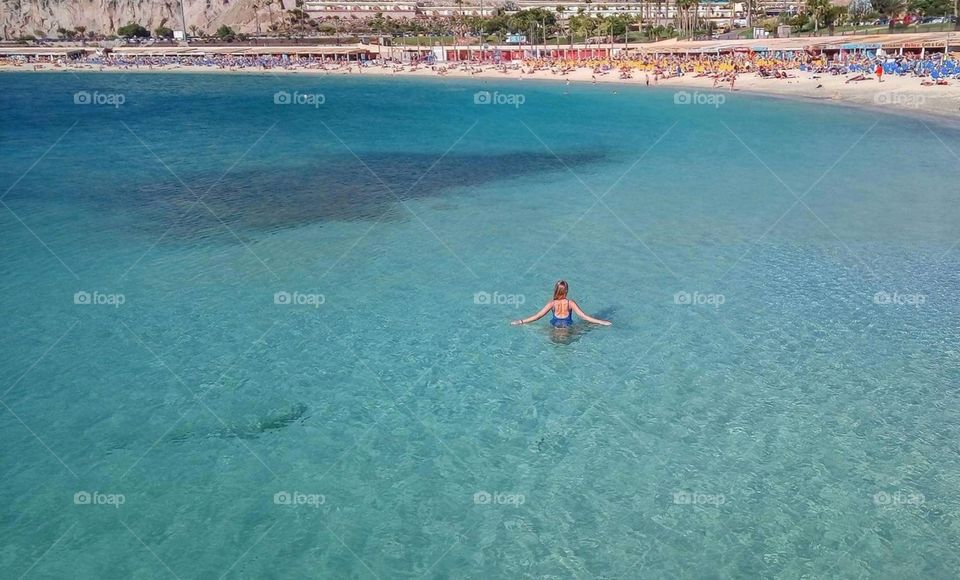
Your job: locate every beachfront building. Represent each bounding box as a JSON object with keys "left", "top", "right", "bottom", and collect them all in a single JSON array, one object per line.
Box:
[
  {"left": 511, "top": 1, "right": 807, "bottom": 24},
  {"left": 302, "top": 2, "right": 497, "bottom": 18},
  {"left": 550, "top": 0, "right": 807, "bottom": 17},
  {"left": 514, "top": 1, "right": 736, "bottom": 22},
  {"left": 754, "top": 0, "right": 808, "bottom": 16},
  {"left": 420, "top": 5, "right": 499, "bottom": 17},
  {"left": 303, "top": 2, "right": 419, "bottom": 18},
  {"left": 301, "top": 1, "right": 808, "bottom": 28}
]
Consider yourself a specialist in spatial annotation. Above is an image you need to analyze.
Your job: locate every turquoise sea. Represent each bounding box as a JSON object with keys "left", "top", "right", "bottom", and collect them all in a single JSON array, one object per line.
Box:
[{"left": 2, "top": 71, "right": 960, "bottom": 578}]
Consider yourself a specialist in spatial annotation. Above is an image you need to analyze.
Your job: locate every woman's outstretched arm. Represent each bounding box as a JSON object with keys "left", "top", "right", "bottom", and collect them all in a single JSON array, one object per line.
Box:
[
  {"left": 570, "top": 300, "right": 612, "bottom": 326},
  {"left": 511, "top": 301, "right": 554, "bottom": 325}
]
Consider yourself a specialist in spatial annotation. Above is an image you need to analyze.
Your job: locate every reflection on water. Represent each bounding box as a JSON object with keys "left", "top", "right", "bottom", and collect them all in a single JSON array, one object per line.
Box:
[{"left": 548, "top": 307, "right": 616, "bottom": 345}]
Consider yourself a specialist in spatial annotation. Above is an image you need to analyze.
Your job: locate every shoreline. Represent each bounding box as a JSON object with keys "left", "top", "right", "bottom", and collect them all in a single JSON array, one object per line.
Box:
[{"left": 3, "top": 61, "right": 960, "bottom": 122}]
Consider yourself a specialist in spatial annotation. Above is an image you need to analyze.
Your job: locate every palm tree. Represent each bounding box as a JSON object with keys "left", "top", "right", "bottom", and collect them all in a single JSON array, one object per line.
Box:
[
  {"left": 597, "top": 17, "right": 611, "bottom": 43},
  {"left": 267, "top": 0, "right": 281, "bottom": 32},
  {"left": 870, "top": 0, "right": 906, "bottom": 32},
  {"left": 251, "top": 0, "right": 263, "bottom": 38},
  {"left": 286, "top": 4, "right": 316, "bottom": 39},
  {"left": 675, "top": 0, "right": 693, "bottom": 36},
  {"left": 331, "top": 15, "right": 342, "bottom": 45},
  {"left": 808, "top": 0, "right": 830, "bottom": 33},
  {"left": 825, "top": 4, "right": 846, "bottom": 34},
  {"left": 573, "top": 15, "right": 593, "bottom": 43},
  {"left": 556, "top": 5, "right": 567, "bottom": 44},
  {"left": 454, "top": 0, "right": 466, "bottom": 39}
]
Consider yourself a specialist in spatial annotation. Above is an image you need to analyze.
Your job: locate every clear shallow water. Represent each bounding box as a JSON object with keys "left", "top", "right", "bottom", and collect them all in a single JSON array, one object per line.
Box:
[{"left": 1, "top": 71, "right": 960, "bottom": 578}]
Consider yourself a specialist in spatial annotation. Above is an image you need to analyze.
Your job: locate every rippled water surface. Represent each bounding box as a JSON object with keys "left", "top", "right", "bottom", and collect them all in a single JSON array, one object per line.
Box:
[{"left": 2, "top": 72, "right": 960, "bottom": 578}]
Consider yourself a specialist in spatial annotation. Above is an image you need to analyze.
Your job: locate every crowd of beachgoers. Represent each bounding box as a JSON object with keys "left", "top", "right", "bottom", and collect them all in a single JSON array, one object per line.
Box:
[
  {"left": 522, "top": 52, "right": 959, "bottom": 84},
  {"left": 3, "top": 51, "right": 958, "bottom": 84},
  {"left": 4, "top": 50, "right": 959, "bottom": 117}
]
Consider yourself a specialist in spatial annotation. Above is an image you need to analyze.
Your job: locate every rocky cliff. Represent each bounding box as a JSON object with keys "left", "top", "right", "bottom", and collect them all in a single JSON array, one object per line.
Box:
[{"left": 1, "top": 0, "right": 293, "bottom": 38}]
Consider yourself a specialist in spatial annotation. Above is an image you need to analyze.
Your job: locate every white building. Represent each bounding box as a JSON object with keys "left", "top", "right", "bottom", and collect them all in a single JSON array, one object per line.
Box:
[
  {"left": 421, "top": 6, "right": 498, "bottom": 17},
  {"left": 302, "top": 1, "right": 805, "bottom": 24},
  {"left": 303, "top": 2, "right": 417, "bottom": 18},
  {"left": 512, "top": 1, "right": 740, "bottom": 24},
  {"left": 303, "top": 2, "right": 496, "bottom": 19}
]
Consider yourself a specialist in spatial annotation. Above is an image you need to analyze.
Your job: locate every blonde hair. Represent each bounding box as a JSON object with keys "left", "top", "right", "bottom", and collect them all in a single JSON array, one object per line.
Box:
[{"left": 553, "top": 280, "right": 568, "bottom": 300}]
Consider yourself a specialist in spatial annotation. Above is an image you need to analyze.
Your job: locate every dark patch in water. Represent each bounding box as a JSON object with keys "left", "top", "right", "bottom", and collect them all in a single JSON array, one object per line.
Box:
[
  {"left": 532, "top": 431, "right": 571, "bottom": 456},
  {"left": 168, "top": 402, "right": 308, "bottom": 442},
  {"left": 135, "top": 151, "right": 605, "bottom": 240}
]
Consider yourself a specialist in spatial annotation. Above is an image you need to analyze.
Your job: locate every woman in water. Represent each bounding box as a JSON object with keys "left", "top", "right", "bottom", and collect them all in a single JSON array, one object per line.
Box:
[{"left": 511, "top": 280, "right": 611, "bottom": 327}]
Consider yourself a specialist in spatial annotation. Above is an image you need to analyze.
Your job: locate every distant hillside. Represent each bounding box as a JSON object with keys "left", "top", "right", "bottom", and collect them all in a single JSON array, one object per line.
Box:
[{"left": 1, "top": 0, "right": 293, "bottom": 39}]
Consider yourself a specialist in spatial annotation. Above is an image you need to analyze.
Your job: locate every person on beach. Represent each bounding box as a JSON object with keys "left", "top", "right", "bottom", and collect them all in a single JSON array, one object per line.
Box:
[
  {"left": 511, "top": 280, "right": 611, "bottom": 327},
  {"left": 876, "top": 62, "right": 884, "bottom": 83}
]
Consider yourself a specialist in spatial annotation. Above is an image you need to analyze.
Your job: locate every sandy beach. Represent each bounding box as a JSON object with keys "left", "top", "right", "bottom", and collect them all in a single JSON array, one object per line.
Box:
[{"left": 3, "top": 59, "right": 960, "bottom": 121}]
